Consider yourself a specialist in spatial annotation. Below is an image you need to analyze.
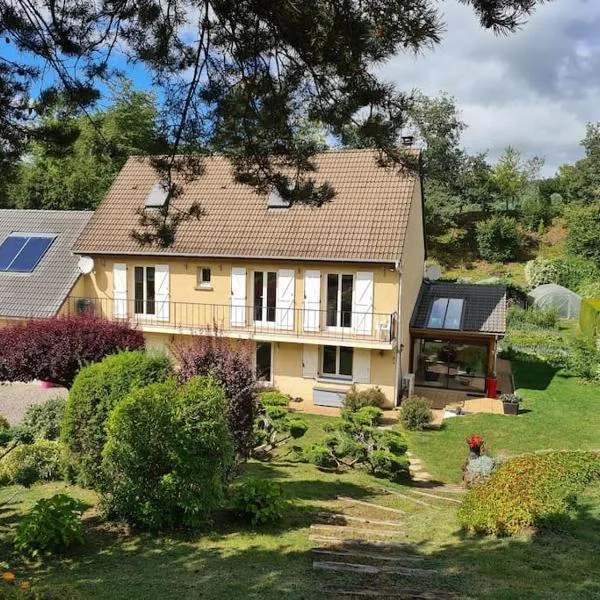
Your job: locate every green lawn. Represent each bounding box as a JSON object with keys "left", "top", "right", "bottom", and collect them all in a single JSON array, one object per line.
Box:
[
  {"left": 407, "top": 358, "right": 600, "bottom": 483},
  {"left": 0, "top": 407, "right": 599, "bottom": 599}
]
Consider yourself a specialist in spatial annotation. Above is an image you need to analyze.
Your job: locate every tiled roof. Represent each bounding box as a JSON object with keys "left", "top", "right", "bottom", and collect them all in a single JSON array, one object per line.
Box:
[
  {"left": 0, "top": 210, "right": 93, "bottom": 318},
  {"left": 73, "top": 150, "right": 419, "bottom": 263},
  {"left": 410, "top": 281, "right": 507, "bottom": 335}
]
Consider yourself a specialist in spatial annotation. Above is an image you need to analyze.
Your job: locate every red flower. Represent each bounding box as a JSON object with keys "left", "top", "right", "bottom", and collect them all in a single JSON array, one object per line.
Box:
[{"left": 466, "top": 434, "right": 485, "bottom": 452}]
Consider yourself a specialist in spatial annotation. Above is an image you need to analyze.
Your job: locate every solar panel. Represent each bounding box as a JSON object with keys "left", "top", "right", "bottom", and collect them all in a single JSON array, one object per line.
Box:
[
  {"left": 0, "top": 236, "right": 28, "bottom": 270},
  {"left": 0, "top": 234, "right": 56, "bottom": 273}
]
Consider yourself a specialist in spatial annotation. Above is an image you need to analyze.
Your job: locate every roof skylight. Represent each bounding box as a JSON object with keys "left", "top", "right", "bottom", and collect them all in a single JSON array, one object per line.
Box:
[{"left": 427, "top": 298, "right": 464, "bottom": 330}]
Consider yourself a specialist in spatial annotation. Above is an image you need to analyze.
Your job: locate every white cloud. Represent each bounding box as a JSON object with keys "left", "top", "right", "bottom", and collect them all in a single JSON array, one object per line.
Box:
[{"left": 379, "top": 0, "right": 600, "bottom": 175}]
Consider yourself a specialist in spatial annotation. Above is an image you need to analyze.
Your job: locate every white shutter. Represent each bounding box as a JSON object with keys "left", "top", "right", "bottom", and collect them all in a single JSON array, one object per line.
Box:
[
  {"left": 113, "top": 263, "right": 127, "bottom": 318},
  {"left": 231, "top": 267, "right": 246, "bottom": 327},
  {"left": 352, "top": 272, "right": 374, "bottom": 335},
  {"left": 155, "top": 264, "right": 170, "bottom": 321},
  {"left": 303, "top": 270, "right": 321, "bottom": 332},
  {"left": 353, "top": 348, "right": 371, "bottom": 384},
  {"left": 276, "top": 269, "right": 295, "bottom": 330},
  {"left": 302, "top": 344, "right": 318, "bottom": 378}
]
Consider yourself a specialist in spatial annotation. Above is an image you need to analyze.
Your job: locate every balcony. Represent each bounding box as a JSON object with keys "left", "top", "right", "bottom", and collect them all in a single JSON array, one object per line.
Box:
[{"left": 68, "top": 297, "right": 397, "bottom": 349}]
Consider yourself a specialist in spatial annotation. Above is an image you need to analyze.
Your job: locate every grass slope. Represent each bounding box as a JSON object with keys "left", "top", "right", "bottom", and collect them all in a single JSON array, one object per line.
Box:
[{"left": 407, "top": 359, "right": 600, "bottom": 484}]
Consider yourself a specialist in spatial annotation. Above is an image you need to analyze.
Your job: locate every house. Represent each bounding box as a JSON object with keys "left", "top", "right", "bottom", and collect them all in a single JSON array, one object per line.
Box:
[
  {"left": 0, "top": 210, "right": 94, "bottom": 326},
  {"left": 68, "top": 150, "right": 507, "bottom": 409}
]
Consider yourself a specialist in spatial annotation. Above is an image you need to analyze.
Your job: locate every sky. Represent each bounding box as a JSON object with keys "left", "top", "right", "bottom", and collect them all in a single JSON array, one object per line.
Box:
[{"left": 380, "top": 0, "right": 600, "bottom": 176}]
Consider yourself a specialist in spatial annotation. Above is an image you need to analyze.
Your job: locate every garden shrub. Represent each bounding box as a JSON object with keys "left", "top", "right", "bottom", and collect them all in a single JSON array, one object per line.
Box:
[
  {"left": 524, "top": 255, "right": 599, "bottom": 292},
  {"left": 173, "top": 336, "right": 257, "bottom": 460},
  {"left": 463, "top": 455, "right": 503, "bottom": 489},
  {"left": 567, "top": 336, "right": 600, "bottom": 382},
  {"left": 566, "top": 203, "right": 600, "bottom": 264},
  {"left": 231, "top": 477, "right": 286, "bottom": 525},
  {"left": 61, "top": 350, "right": 172, "bottom": 487},
  {"left": 507, "top": 306, "right": 559, "bottom": 330},
  {"left": 304, "top": 444, "right": 337, "bottom": 469},
  {"left": 0, "top": 441, "right": 62, "bottom": 487},
  {"left": 399, "top": 396, "right": 433, "bottom": 431},
  {"left": 0, "top": 414, "right": 9, "bottom": 431},
  {"left": 101, "top": 376, "right": 234, "bottom": 530},
  {"left": 345, "top": 406, "right": 384, "bottom": 427},
  {"left": 475, "top": 215, "right": 522, "bottom": 262},
  {"left": 0, "top": 314, "right": 145, "bottom": 388},
  {"left": 342, "top": 385, "right": 387, "bottom": 411},
  {"left": 259, "top": 390, "right": 290, "bottom": 407},
  {"left": 458, "top": 451, "right": 600, "bottom": 535},
  {"left": 14, "top": 494, "right": 85, "bottom": 557},
  {"left": 22, "top": 397, "right": 66, "bottom": 441},
  {"left": 374, "top": 430, "right": 408, "bottom": 456},
  {"left": 579, "top": 299, "right": 600, "bottom": 339},
  {"left": 370, "top": 450, "right": 410, "bottom": 482}
]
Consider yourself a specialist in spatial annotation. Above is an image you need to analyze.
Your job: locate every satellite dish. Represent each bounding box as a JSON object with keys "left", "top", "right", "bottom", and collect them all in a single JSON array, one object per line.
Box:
[
  {"left": 426, "top": 264, "right": 442, "bottom": 281},
  {"left": 78, "top": 256, "right": 94, "bottom": 275}
]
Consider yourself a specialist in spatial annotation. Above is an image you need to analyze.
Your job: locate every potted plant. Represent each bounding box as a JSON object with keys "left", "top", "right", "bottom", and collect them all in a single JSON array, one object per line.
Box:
[
  {"left": 500, "top": 393, "right": 521, "bottom": 416},
  {"left": 466, "top": 434, "right": 486, "bottom": 459},
  {"left": 485, "top": 369, "right": 497, "bottom": 398}
]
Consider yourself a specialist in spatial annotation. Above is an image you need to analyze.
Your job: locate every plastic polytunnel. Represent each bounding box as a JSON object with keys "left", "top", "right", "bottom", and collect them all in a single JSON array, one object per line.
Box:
[{"left": 528, "top": 284, "right": 582, "bottom": 320}]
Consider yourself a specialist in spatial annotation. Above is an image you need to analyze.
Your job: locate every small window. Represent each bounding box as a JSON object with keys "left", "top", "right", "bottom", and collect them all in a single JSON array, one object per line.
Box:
[
  {"left": 134, "top": 266, "right": 156, "bottom": 315},
  {"left": 427, "top": 297, "right": 464, "bottom": 330},
  {"left": 197, "top": 267, "right": 212, "bottom": 289},
  {"left": 322, "top": 345, "right": 353, "bottom": 379}
]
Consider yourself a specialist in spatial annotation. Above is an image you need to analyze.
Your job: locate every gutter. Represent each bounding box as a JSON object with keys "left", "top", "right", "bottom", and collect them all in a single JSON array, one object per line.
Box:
[{"left": 394, "top": 259, "right": 403, "bottom": 408}]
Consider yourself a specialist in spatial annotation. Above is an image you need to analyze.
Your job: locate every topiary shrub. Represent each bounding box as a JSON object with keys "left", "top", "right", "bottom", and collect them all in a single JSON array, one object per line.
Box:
[
  {"left": 173, "top": 336, "right": 257, "bottom": 461},
  {"left": 231, "top": 477, "right": 286, "bottom": 525},
  {"left": 345, "top": 406, "right": 384, "bottom": 427},
  {"left": 0, "top": 314, "right": 145, "bottom": 388},
  {"left": 399, "top": 396, "right": 433, "bottom": 431},
  {"left": 370, "top": 450, "right": 410, "bottom": 481},
  {"left": 259, "top": 390, "right": 290, "bottom": 407},
  {"left": 22, "top": 396, "right": 66, "bottom": 441},
  {"left": 342, "top": 385, "right": 387, "bottom": 411},
  {"left": 61, "top": 350, "right": 172, "bottom": 487},
  {"left": 0, "top": 441, "right": 62, "bottom": 487},
  {"left": 475, "top": 215, "right": 522, "bottom": 262},
  {"left": 14, "top": 494, "right": 85, "bottom": 557},
  {"left": 458, "top": 451, "right": 600, "bottom": 535},
  {"left": 374, "top": 430, "right": 408, "bottom": 456},
  {"left": 304, "top": 444, "right": 338, "bottom": 469},
  {"left": 101, "top": 376, "right": 234, "bottom": 530}
]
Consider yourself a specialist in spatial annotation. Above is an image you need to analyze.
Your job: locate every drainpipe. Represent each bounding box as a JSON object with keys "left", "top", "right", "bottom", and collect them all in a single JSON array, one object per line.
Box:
[{"left": 394, "top": 260, "right": 403, "bottom": 408}]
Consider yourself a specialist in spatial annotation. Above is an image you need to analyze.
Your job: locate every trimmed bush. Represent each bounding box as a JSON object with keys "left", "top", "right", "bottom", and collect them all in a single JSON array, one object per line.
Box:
[
  {"left": 173, "top": 336, "right": 257, "bottom": 460},
  {"left": 374, "top": 430, "right": 408, "bottom": 456},
  {"left": 399, "top": 396, "right": 433, "bottom": 431},
  {"left": 0, "top": 441, "right": 62, "bottom": 487},
  {"left": 346, "top": 406, "right": 384, "bottom": 427},
  {"left": 231, "top": 477, "right": 286, "bottom": 525},
  {"left": 22, "top": 397, "right": 66, "bottom": 441},
  {"left": 14, "top": 494, "right": 84, "bottom": 557},
  {"left": 568, "top": 336, "right": 600, "bottom": 382},
  {"left": 475, "top": 215, "right": 522, "bottom": 262},
  {"left": 342, "top": 385, "right": 387, "bottom": 411},
  {"left": 458, "top": 451, "right": 600, "bottom": 535},
  {"left": 259, "top": 390, "right": 290, "bottom": 407},
  {"left": 61, "top": 350, "right": 172, "bottom": 487},
  {"left": 304, "top": 444, "right": 337, "bottom": 469},
  {"left": 0, "top": 314, "right": 145, "bottom": 388},
  {"left": 370, "top": 450, "right": 410, "bottom": 482},
  {"left": 101, "top": 376, "right": 234, "bottom": 530}
]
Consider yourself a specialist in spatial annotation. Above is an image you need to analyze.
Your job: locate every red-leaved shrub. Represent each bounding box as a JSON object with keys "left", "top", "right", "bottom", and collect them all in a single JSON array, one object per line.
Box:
[
  {"left": 0, "top": 315, "right": 145, "bottom": 388},
  {"left": 172, "top": 335, "right": 257, "bottom": 460}
]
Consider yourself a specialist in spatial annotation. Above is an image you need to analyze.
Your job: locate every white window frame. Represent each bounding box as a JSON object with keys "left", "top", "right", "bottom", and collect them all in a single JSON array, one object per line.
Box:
[
  {"left": 255, "top": 342, "right": 274, "bottom": 385},
  {"left": 134, "top": 266, "right": 156, "bottom": 317},
  {"left": 196, "top": 267, "right": 212, "bottom": 290},
  {"left": 253, "top": 270, "right": 277, "bottom": 324},
  {"left": 321, "top": 345, "right": 353, "bottom": 381},
  {"left": 326, "top": 273, "right": 354, "bottom": 331}
]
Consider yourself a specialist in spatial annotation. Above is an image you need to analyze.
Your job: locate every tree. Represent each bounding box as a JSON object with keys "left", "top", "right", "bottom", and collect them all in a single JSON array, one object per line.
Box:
[
  {"left": 0, "top": 314, "right": 145, "bottom": 388},
  {"left": 6, "top": 80, "right": 166, "bottom": 211},
  {"left": 0, "top": 0, "right": 547, "bottom": 244},
  {"left": 566, "top": 204, "right": 600, "bottom": 265}
]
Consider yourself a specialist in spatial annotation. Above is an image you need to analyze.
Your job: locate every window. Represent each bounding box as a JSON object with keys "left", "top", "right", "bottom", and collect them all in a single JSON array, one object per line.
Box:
[
  {"left": 256, "top": 342, "right": 272, "bottom": 382},
  {"left": 427, "top": 298, "right": 464, "bottom": 330},
  {"left": 253, "top": 271, "right": 277, "bottom": 323},
  {"left": 322, "top": 345, "right": 353, "bottom": 378},
  {"left": 197, "top": 267, "right": 211, "bottom": 288},
  {"left": 0, "top": 234, "right": 55, "bottom": 273},
  {"left": 326, "top": 274, "right": 353, "bottom": 328},
  {"left": 134, "top": 266, "right": 155, "bottom": 315}
]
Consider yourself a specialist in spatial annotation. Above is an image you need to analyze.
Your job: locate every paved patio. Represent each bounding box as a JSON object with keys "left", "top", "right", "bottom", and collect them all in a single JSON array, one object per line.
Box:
[{"left": 0, "top": 381, "right": 68, "bottom": 426}]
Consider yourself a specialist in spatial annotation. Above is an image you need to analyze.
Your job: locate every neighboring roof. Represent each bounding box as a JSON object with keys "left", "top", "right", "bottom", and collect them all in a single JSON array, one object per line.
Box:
[
  {"left": 411, "top": 281, "right": 507, "bottom": 335},
  {"left": 0, "top": 210, "right": 93, "bottom": 318},
  {"left": 73, "top": 149, "right": 420, "bottom": 263}
]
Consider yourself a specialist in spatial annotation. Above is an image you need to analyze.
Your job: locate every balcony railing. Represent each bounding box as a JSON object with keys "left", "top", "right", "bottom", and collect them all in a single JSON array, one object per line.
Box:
[{"left": 67, "top": 297, "right": 396, "bottom": 345}]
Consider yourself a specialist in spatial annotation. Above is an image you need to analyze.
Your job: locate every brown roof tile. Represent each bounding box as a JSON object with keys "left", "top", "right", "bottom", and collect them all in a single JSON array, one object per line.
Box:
[{"left": 73, "top": 149, "right": 419, "bottom": 263}]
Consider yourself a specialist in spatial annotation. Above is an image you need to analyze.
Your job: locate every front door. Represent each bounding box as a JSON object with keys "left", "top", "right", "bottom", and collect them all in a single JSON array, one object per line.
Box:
[{"left": 256, "top": 342, "right": 273, "bottom": 383}]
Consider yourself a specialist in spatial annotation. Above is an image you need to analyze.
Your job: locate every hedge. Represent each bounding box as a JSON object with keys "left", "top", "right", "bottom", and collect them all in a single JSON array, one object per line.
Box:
[
  {"left": 580, "top": 299, "right": 600, "bottom": 339},
  {"left": 458, "top": 451, "right": 600, "bottom": 536}
]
